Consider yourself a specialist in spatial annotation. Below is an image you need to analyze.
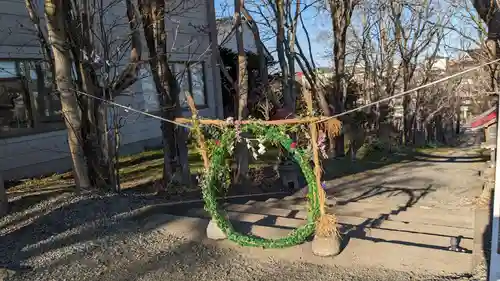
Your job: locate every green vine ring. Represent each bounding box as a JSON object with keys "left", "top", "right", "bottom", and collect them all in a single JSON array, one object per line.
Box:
[{"left": 200, "top": 123, "right": 322, "bottom": 248}]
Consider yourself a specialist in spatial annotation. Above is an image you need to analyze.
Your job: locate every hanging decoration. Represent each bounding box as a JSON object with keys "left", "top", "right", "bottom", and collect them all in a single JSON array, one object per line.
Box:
[
  {"left": 198, "top": 123, "right": 322, "bottom": 247},
  {"left": 181, "top": 91, "right": 342, "bottom": 249}
]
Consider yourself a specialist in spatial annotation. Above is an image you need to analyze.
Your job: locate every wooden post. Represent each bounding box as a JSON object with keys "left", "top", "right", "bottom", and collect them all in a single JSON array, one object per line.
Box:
[
  {"left": 185, "top": 93, "right": 227, "bottom": 240},
  {"left": 303, "top": 88, "right": 325, "bottom": 214},
  {"left": 472, "top": 185, "right": 492, "bottom": 271},
  {"left": 185, "top": 98, "right": 208, "bottom": 171},
  {"left": 304, "top": 88, "right": 341, "bottom": 257}
]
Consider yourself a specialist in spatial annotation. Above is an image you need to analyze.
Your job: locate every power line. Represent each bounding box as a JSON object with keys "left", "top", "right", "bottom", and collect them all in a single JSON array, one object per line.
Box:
[
  {"left": 317, "top": 58, "right": 500, "bottom": 123},
  {"left": 73, "top": 57, "right": 500, "bottom": 129},
  {"left": 73, "top": 89, "right": 193, "bottom": 129}
]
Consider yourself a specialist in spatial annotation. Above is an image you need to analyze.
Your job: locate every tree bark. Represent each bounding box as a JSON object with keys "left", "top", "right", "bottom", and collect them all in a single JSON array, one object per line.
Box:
[
  {"left": 45, "top": 0, "right": 90, "bottom": 189},
  {"left": 234, "top": 0, "right": 249, "bottom": 183},
  {"left": 329, "top": 0, "right": 355, "bottom": 157},
  {"left": 275, "top": 0, "right": 293, "bottom": 109},
  {"left": 139, "top": 0, "right": 190, "bottom": 190},
  {"left": 241, "top": 7, "right": 279, "bottom": 108}
]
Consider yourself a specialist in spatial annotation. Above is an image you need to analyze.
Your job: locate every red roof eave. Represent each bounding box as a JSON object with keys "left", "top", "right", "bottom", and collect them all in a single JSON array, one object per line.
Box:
[{"left": 471, "top": 111, "right": 497, "bottom": 128}]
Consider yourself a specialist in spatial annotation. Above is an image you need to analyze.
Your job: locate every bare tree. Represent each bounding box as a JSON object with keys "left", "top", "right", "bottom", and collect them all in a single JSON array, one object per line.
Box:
[
  {"left": 232, "top": 0, "right": 251, "bottom": 182},
  {"left": 388, "top": 0, "right": 449, "bottom": 144},
  {"left": 241, "top": 7, "right": 279, "bottom": 107},
  {"left": 345, "top": 0, "right": 465, "bottom": 147},
  {"left": 138, "top": 0, "right": 202, "bottom": 190},
  {"left": 328, "top": 0, "right": 358, "bottom": 156},
  {"left": 44, "top": 0, "right": 90, "bottom": 188},
  {"left": 449, "top": 0, "right": 499, "bottom": 96},
  {"left": 33, "top": 0, "right": 142, "bottom": 189},
  {"left": 246, "top": 0, "right": 326, "bottom": 111},
  {"left": 349, "top": 1, "right": 399, "bottom": 131}
]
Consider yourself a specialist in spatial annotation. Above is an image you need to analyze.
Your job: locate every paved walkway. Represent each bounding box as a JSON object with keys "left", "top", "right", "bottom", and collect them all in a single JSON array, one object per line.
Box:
[{"left": 325, "top": 147, "right": 485, "bottom": 210}]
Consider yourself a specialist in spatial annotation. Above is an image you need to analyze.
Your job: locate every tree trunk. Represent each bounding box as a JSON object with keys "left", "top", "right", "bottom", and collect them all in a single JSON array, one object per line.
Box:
[
  {"left": 45, "top": 0, "right": 90, "bottom": 189},
  {"left": 234, "top": 0, "right": 249, "bottom": 183},
  {"left": 329, "top": 0, "right": 355, "bottom": 157},
  {"left": 61, "top": 0, "right": 112, "bottom": 189},
  {"left": 241, "top": 7, "right": 279, "bottom": 108},
  {"left": 140, "top": 0, "right": 189, "bottom": 190}
]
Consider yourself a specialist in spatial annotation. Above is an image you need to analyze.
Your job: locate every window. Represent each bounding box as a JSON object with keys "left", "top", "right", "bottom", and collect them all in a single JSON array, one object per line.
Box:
[
  {"left": 0, "top": 60, "right": 62, "bottom": 138},
  {"left": 172, "top": 62, "right": 207, "bottom": 108},
  {"left": 0, "top": 62, "right": 17, "bottom": 78},
  {"left": 139, "top": 61, "right": 208, "bottom": 111},
  {"left": 140, "top": 65, "right": 160, "bottom": 112}
]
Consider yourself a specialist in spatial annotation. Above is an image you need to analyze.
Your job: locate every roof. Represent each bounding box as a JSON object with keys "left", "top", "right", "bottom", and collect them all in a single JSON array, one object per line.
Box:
[
  {"left": 216, "top": 15, "right": 274, "bottom": 62},
  {"left": 469, "top": 106, "right": 497, "bottom": 130}
]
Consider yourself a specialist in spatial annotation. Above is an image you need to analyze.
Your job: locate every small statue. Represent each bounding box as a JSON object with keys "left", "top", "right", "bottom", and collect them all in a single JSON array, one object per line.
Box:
[
  {"left": 278, "top": 160, "right": 299, "bottom": 191},
  {"left": 449, "top": 236, "right": 466, "bottom": 252}
]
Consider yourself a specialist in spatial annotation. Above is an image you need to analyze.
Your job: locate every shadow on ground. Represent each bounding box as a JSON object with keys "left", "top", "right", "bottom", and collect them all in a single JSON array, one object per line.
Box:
[
  {"left": 0, "top": 145, "right": 485, "bottom": 280},
  {"left": 333, "top": 183, "right": 474, "bottom": 254},
  {"left": 0, "top": 188, "right": 293, "bottom": 269},
  {"left": 322, "top": 149, "right": 486, "bottom": 182},
  {"left": 5, "top": 230, "right": 440, "bottom": 281}
]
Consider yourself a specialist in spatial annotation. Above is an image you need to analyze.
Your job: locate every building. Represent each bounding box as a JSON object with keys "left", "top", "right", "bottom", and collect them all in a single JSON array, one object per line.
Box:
[
  {"left": 0, "top": 0, "right": 223, "bottom": 180},
  {"left": 216, "top": 14, "right": 275, "bottom": 118},
  {"left": 216, "top": 16, "right": 273, "bottom": 60}
]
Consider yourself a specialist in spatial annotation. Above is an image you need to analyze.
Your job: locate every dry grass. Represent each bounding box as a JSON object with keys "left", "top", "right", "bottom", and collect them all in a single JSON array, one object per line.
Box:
[
  {"left": 321, "top": 118, "right": 342, "bottom": 140},
  {"left": 7, "top": 147, "right": 281, "bottom": 194},
  {"left": 315, "top": 214, "right": 341, "bottom": 238}
]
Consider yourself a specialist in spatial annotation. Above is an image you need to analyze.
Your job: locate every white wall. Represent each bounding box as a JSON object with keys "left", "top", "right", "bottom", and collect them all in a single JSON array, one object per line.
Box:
[{"left": 0, "top": 0, "right": 221, "bottom": 180}]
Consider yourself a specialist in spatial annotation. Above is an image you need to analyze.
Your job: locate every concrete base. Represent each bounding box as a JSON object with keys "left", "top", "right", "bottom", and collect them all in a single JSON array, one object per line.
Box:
[
  {"left": 206, "top": 219, "right": 227, "bottom": 240},
  {"left": 311, "top": 235, "right": 342, "bottom": 257}
]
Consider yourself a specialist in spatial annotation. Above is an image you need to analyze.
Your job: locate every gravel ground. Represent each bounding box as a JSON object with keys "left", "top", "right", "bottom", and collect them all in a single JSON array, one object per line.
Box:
[
  {"left": 3, "top": 232, "right": 486, "bottom": 281},
  {"left": 0, "top": 190, "right": 488, "bottom": 281}
]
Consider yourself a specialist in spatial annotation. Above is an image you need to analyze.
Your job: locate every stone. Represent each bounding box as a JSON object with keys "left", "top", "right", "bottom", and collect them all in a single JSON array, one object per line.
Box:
[
  {"left": 206, "top": 219, "right": 227, "bottom": 240},
  {"left": 311, "top": 235, "right": 342, "bottom": 257},
  {"left": 0, "top": 268, "right": 16, "bottom": 281},
  {"left": 278, "top": 162, "right": 300, "bottom": 190}
]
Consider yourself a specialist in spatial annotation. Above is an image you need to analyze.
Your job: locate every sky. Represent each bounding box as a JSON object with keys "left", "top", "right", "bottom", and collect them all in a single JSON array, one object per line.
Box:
[
  {"left": 214, "top": 0, "right": 483, "bottom": 69},
  {"left": 214, "top": 0, "right": 333, "bottom": 67}
]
